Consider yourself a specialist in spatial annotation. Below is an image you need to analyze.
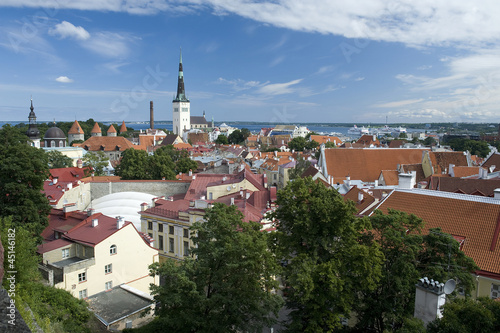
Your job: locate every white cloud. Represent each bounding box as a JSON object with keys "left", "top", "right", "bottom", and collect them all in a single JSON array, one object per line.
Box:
[
  {"left": 354, "top": 77, "right": 365, "bottom": 81},
  {"left": 374, "top": 98, "right": 424, "bottom": 108},
  {"left": 5, "top": 1, "right": 500, "bottom": 48},
  {"left": 81, "top": 32, "right": 132, "bottom": 58},
  {"left": 49, "top": 21, "right": 90, "bottom": 40},
  {"left": 216, "top": 77, "right": 263, "bottom": 91},
  {"left": 55, "top": 76, "right": 73, "bottom": 83},
  {"left": 257, "top": 78, "right": 303, "bottom": 95}
]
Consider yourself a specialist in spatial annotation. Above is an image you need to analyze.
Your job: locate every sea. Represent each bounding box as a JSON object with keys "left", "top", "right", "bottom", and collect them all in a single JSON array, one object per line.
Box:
[{"left": 126, "top": 122, "right": 353, "bottom": 136}]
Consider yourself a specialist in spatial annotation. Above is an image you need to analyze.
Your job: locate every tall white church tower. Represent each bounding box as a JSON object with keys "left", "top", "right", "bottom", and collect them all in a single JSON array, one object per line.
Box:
[{"left": 172, "top": 49, "right": 190, "bottom": 135}]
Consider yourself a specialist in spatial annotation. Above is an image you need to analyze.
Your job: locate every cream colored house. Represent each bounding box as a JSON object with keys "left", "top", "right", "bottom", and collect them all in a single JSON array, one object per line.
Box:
[{"left": 38, "top": 212, "right": 159, "bottom": 299}]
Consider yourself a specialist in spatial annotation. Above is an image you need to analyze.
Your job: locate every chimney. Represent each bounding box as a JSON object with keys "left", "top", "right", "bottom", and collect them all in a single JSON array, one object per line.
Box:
[
  {"left": 374, "top": 180, "right": 379, "bottom": 187},
  {"left": 230, "top": 197, "right": 235, "bottom": 205},
  {"left": 141, "top": 202, "right": 148, "bottom": 211},
  {"left": 398, "top": 173, "right": 416, "bottom": 189},
  {"left": 192, "top": 175, "right": 196, "bottom": 180},
  {"left": 63, "top": 203, "right": 77, "bottom": 218},
  {"left": 345, "top": 175, "right": 351, "bottom": 187},
  {"left": 87, "top": 208, "right": 95, "bottom": 216},
  {"left": 91, "top": 219, "right": 98, "bottom": 227},
  {"left": 358, "top": 191, "right": 364, "bottom": 202},
  {"left": 494, "top": 188, "right": 500, "bottom": 200},
  {"left": 414, "top": 277, "right": 451, "bottom": 326},
  {"left": 117, "top": 216, "right": 125, "bottom": 229},
  {"left": 189, "top": 169, "right": 192, "bottom": 176},
  {"left": 77, "top": 159, "right": 83, "bottom": 169},
  {"left": 150, "top": 101, "right": 154, "bottom": 129},
  {"left": 53, "top": 177, "right": 58, "bottom": 185}
]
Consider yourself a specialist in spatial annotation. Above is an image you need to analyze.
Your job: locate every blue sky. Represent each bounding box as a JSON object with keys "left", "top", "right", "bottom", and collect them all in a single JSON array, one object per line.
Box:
[{"left": 2, "top": 1, "right": 500, "bottom": 124}]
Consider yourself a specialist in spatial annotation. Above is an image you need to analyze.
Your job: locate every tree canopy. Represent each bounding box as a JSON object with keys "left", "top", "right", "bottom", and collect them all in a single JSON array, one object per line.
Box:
[
  {"left": 353, "top": 210, "right": 478, "bottom": 332},
  {"left": 115, "top": 145, "right": 197, "bottom": 180},
  {"left": 214, "top": 134, "right": 229, "bottom": 145},
  {"left": 46, "top": 150, "right": 74, "bottom": 169},
  {"left": 427, "top": 297, "right": 500, "bottom": 333},
  {"left": 228, "top": 129, "right": 245, "bottom": 144},
  {"left": 143, "top": 203, "right": 283, "bottom": 333},
  {"left": 0, "top": 125, "right": 51, "bottom": 235},
  {"left": 82, "top": 151, "right": 109, "bottom": 176},
  {"left": 272, "top": 177, "right": 383, "bottom": 332},
  {"left": 287, "top": 137, "right": 319, "bottom": 151},
  {"left": 448, "top": 138, "right": 490, "bottom": 157}
]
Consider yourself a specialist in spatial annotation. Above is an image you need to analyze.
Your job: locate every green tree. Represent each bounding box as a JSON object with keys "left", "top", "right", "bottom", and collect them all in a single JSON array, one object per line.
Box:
[
  {"left": 82, "top": 151, "right": 109, "bottom": 176},
  {"left": 272, "top": 177, "right": 383, "bottom": 332},
  {"left": 305, "top": 131, "right": 318, "bottom": 140},
  {"left": 427, "top": 297, "right": 500, "bottom": 333},
  {"left": 115, "top": 149, "right": 150, "bottom": 179},
  {"left": 46, "top": 150, "right": 74, "bottom": 169},
  {"left": 148, "top": 152, "right": 176, "bottom": 180},
  {"left": 215, "top": 134, "right": 229, "bottom": 145},
  {"left": 240, "top": 127, "right": 251, "bottom": 140},
  {"left": 0, "top": 125, "right": 51, "bottom": 235},
  {"left": 354, "top": 211, "right": 478, "bottom": 332},
  {"left": 228, "top": 129, "right": 245, "bottom": 144},
  {"left": 288, "top": 155, "right": 311, "bottom": 180},
  {"left": 324, "top": 141, "right": 336, "bottom": 148},
  {"left": 448, "top": 138, "right": 490, "bottom": 157},
  {"left": 423, "top": 136, "right": 437, "bottom": 146},
  {"left": 146, "top": 203, "right": 283, "bottom": 332},
  {"left": 287, "top": 136, "right": 307, "bottom": 151},
  {"left": 175, "top": 157, "right": 198, "bottom": 174}
]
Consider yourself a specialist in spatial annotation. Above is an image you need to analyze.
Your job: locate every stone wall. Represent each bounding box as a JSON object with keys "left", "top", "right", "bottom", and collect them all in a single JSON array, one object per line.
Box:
[{"left": 90, "top": 180, "right": 191, "bottom": 201}]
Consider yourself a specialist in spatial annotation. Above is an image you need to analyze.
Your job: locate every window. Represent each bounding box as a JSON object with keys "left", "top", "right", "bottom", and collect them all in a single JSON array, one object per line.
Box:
[
  {"left": 183, "top": 228, "right": 189, "bottom": 238},
  {"left": 169, "top": 225, "right": 174, "bottom": 234},
  {"left": 184, "top": 241, "right": 189, "bottom": 256},
  {"left": 174, "top": 107, "right": 179, "bottom": 112},
  {"left": 105, "top": 281, "right": 112, "bottom": 290},
  {"left": 110, "top": 245, "right": 117, "bottom": 255},
  {"left": 105, "top": 264, "right": 112, "bottom": 274},
  {"left": 158, "top": 223, "right": 163, "bottom": 233},
  {"left": 62, "top": 248, "right": 69, "bottom": 259},
  {"left": 79, "top": 289, "right": 87, "bottom": 299},
  {"left": 148, "top": 233, "right": 153, "bottom": 238},
  {"left": 148, "top": 221, "right": 152, "bottom": 230},
  {"left": 491, "top": 283, "right": 500, "bottom": 299},
  {"left": 78, "top": 272, "right": 86, "bottom": 283},
  {"left": 159, "top": 235, "right": 164, "bottom": 251},
  {"left": 169, "top": 238, "right": 174, "bottom": 252}
]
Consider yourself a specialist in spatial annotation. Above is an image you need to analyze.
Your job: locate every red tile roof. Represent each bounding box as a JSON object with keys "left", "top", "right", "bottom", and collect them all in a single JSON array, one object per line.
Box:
[
  {"left": 107, "top": 124, "right": 117, "bottom": 133},
  {"left": 372, "top": 189, "right": 500, "bottom": 276},
  {"left": 91, "top": 122, "right": 101, "bottom": 134},
  {"left": 310, "top": 135, "right": 342, "bottom": 146},
  {"left": 41, "top": 209, "right": 89, "bottom": 241},
  {"left": 453, "top": 166, "right": 481, "bottom": 178},
  {"left": 62, "top": 213, "right": 132, "bottom": 247},
  {"left": 428, "top": 176, "right": 500, "bottom": 197},
  {"left": 81, "top": 136, "right": 135, "bottom": 152},
  {"left": 356, "top": 135, "right": 381, "bottom": 146},
  {"left": 322, "top": 148, "right": 428, "bottom": 183},
  {"left": 343, "top": 186, "right": 376, "bottom": 215},
  {"left": 119, "top": 121, "right": 127, "bottom": 133},
  {"left": 68, "top": 120, "right": 84, "bottom": 134},
  {"left": 380, "top": 170, "right": 399, "bottom": 186},
  {"left": 428, "top": 151, "right": 469, "bottom": 174},
  {"left": 482, "top": 152, "right": 500, "bottom": 172}
]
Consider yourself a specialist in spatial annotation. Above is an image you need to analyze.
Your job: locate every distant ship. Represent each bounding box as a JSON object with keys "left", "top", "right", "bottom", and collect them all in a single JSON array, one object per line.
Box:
[
  {"left": 347, "top": 125, "right": 370, "bottom": 136},
  {"left": 374, "top": 125, "right": 407, "bottom": 135}
]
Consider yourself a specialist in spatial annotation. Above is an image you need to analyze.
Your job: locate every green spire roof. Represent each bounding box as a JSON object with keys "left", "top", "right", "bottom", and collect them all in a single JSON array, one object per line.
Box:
[{"left": 173, "top": 48, "right": 189, "bottom": 103}]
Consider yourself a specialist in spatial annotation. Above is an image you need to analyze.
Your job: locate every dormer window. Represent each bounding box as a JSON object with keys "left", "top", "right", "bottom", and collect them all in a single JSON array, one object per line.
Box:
[{"left": 110, "top": 244, "right": 117, "bottom": 255}]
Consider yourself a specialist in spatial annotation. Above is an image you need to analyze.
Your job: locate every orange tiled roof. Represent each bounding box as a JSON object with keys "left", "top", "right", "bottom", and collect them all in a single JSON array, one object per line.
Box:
[
  {"left": 453, "top": 166, "right": 481, "bottom": 178},
  {"left": 81, "top": 136, "right": 135, "bottom": 152},
  {"left": 68, "top": 120, "right": 84, "bottom": 134},
  {"left": 174, "top": 142, "right": 192, "bottom": 150},
  {"left": 356, "top": 135, "right": 381, "bottom": 146},
  {"left": 344, "top": 186, "right": 376, "bottom": 215},
  {"left": 310, "top": 135, "right": 342, "bottom": 146},
  {"left": 482, "top": 152, "right": 500, "bottom": 173},
  {"left": 380, "top": 170, "right": 399, "bottom": 186},
  {"left": 428, "top": 151, "right": 469, "bottom": 174},
  {"left": 107, "top": 124, "right": 117, "bottom": 133},
  {"left": 119, "top": 121, "right": 127, "bottom": 133},
  {"left": 401, "top": 164, "right": 426, "bottom": 184},
  {"left": 372, "top": 189, "right": 500, "bottom": 276},
  {"left": 322, "top": 148, "right": 428, "bottom": 183},
  {"left": 91, "top": 122, "right": 101, "bottom": 134}
]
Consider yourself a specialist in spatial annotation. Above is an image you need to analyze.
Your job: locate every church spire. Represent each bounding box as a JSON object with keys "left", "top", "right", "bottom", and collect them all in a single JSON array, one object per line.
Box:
[{"left": 173, "top": 48, "right": 189, "bottom": 103}]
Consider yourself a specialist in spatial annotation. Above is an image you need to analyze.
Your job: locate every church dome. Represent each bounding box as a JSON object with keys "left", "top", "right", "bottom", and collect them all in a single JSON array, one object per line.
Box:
[
  {"left": 26, "top": 126, "right": 40, "bottom": 138},
  {"left": 44, "top": 126, "right": 66, "bottom": 139}
]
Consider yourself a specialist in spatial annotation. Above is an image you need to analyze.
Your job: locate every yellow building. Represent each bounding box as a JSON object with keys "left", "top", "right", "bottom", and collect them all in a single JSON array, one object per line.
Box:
[{"left": 38, "top": 211, "right": 159, "bottom": 299}]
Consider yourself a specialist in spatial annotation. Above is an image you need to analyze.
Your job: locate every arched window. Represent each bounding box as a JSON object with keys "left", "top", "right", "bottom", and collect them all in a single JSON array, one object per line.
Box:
[
  {"left": 110, "top": 244, "right": 117, "bottom": 255},
  {"left": 51, "top": 140, "right": 55, "bottom": 147},
  {"left": 59, "top": 141, "right": 64, "bottom": 147}
]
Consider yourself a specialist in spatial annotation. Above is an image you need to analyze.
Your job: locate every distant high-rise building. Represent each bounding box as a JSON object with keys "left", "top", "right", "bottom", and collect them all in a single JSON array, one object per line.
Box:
[
  {"left": 26, "top": 99, "right": 40, "bottom": 148},
  {"left": 172, "top": 49, "right": 190, "bottom": 135}
]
